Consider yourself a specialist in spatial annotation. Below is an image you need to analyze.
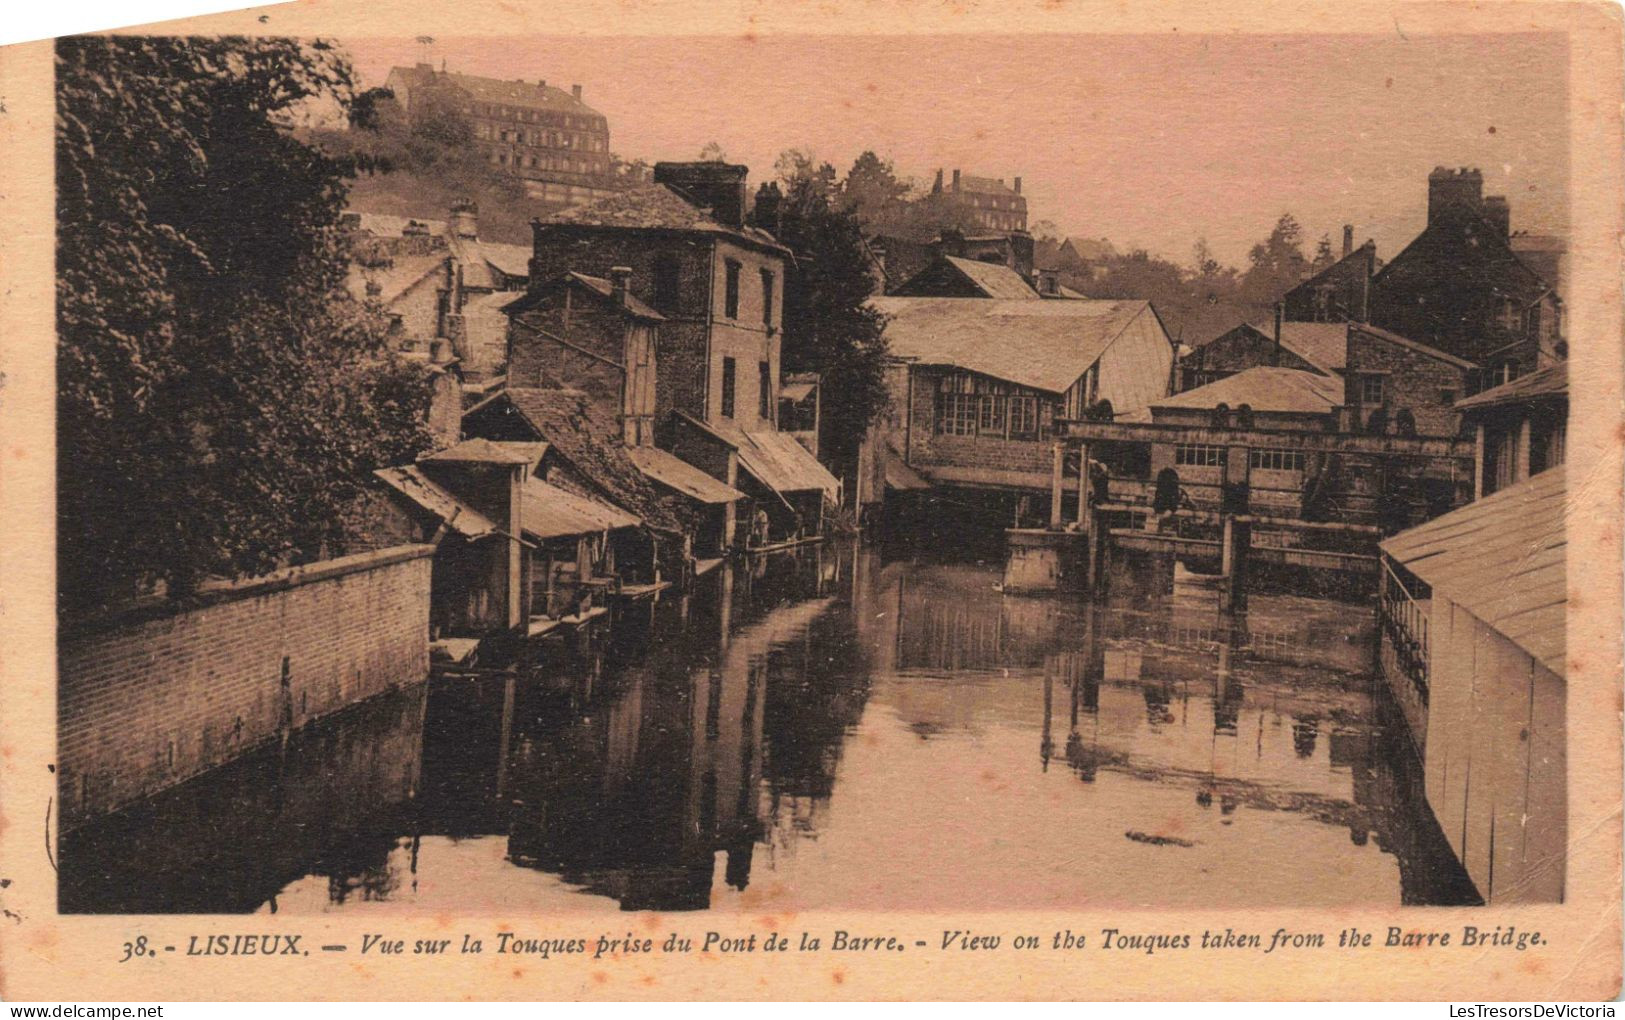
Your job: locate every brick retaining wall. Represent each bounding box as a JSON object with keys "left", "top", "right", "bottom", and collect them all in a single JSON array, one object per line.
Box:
[{"left": 58, "top": 544, "right": 434, "bottom": 833}]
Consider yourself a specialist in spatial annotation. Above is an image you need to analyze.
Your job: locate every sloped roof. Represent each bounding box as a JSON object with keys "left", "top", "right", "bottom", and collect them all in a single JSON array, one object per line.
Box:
[
  {"left": 521, "top": 476, "right": 638, "bottom": 540},
  {"left": 421, "top": 437, "right": 534, "bottom": 465},
  {"left": 939, "top": 256, "right": 1040, "bottom": 300},
  {"left": 1153, "top": 366, "right": 1344, "bottom": 415},
  {"left": 1247, "top": 320, "right": 1349, "bottom": 373},
  {"left": 483, "top": 387, "right": 685, "bottom": 532},
  {"left": 710, "top": 423, "right": 841, "bottom": 500},
  {"left": 627, "top": 447, "right": 745, "bottom": 504},
  {"left": 958, "top": 175, "right": 1016, "bottom": 195},
  {"left": 390, "top": 66, "right": 603, "bottom": 117},
  {"left": 869, "top": 297, "right": 1159, "bottom": 394},
  {"left": 499, "top": 272, "right": 666, "bottom": 322},
  {"left": 349, "top": 254, "right": 446, "bottom": 307},
  {"left": 1455, "top": 361, "right": 1568, "bottom": 410},
  {"left": 1380, "top": 466, "right": 1566, "bottom": 675},
  {"left": 539, "top": 183, "right": 789, "bottom": 255},
  {"left": 373, "top": 465, "right": 500, "bottom": 539},
  {"left": 1061, "top": 236, "right": 1118, "bottom": 262},
  {"left": 1352, "top": 323, "right": 1477, "bottom": 370},
  {"left": 567, "top": 272, "right": 666, "bottom": 320}
]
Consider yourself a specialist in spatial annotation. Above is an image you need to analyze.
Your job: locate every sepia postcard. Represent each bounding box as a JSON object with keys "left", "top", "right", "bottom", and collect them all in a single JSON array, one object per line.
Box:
[{"left": 0, "top": 0, "right": 1621, "bottom": 1002}]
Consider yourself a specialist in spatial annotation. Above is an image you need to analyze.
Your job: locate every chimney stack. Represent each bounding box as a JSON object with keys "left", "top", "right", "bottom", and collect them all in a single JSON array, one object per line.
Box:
[
  {"left": 449, "top": 199, "right": 479, "bottom": 240},
  {"left": 608, "top": 266, "right": 632, "bottom": 307},
  {"left": 1014, "top": 176, "right": 1023, "bottom": 195},
  {"left": 1427, "top": 165, "right": 1484, "bottom": 226},
  {"left": 933, "top": 168, "right": 944, "bottom": 193},
  {"left": 1483, "top": 195, "right": 1511, "bottom": 239},
  {"left": 951, "top": 169, "right": 961, "bottom": 193},
  {"left": 1342, "top": 224, "right": 1354, "bottom": 258},
  {"left": 571, "top": 84, "right": 583, "bottom": 101},
  {"left": 429, "top": 338, "right": 450, "bottom": 365},
  {"left": 539, "top": 79, "right": 546, "bottom": 89}
]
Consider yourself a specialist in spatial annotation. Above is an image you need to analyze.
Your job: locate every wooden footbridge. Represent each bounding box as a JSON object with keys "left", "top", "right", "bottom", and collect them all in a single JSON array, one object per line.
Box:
[{"left": 1003, "top": 419, "right": 1477, "bottom": 606}]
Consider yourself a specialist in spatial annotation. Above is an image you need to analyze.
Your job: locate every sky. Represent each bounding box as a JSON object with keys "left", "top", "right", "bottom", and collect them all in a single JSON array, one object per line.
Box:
[{"left": 340, "top": 32, "right": 1568, "bottom": 268}]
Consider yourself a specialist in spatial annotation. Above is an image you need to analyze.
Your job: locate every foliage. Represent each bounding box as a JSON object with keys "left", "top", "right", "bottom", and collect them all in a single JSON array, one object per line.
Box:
[
  {"left": 56, "top": 35, "right": 433, "bottom": 612},
  {"left": 751, "top": 164, "right": 891, "bottom": 468}
]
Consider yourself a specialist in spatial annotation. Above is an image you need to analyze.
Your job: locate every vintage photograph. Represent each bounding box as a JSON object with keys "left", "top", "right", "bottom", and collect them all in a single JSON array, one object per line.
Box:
[{"left": 51, "top": 25, "right": 1572, "bottom": 922}]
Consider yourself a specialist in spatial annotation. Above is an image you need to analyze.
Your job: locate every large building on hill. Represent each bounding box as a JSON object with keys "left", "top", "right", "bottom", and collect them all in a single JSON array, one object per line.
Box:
[
  {"left": 930, "top": 168, "right": 1029, "bottom": 233},
  {"left": 384, "top": 64, "right": 616, "bottom": 206}
]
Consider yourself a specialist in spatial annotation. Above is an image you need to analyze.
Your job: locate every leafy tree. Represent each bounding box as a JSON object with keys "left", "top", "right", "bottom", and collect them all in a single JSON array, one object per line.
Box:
[
  {"left": 1311, "top": 232, "right": 1336, "bottom": 273},
  {"left": 697, "top": 140, "right": 728, "bottom": 161},
  {"left": 1239, "top": 213, "right": 1311, "bottom": 305},
  {"left": 57, "top": 35, "right": 432, "bottom": 612},
  {"left": 839, "top": 150, "right": 910, "bottom": 224},
  {"left": 750, "top": 174, "right": 890, "bottom": 472}
]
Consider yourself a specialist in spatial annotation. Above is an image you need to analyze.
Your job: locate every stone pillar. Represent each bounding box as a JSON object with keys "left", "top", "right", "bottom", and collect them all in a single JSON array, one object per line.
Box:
[{"left": 1049, "top": 441, "right": 1065, "bottom": 530}]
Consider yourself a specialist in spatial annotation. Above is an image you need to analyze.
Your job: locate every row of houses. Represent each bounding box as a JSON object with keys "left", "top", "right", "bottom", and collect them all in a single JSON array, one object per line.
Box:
[
  {"left": 348, "top": 161, "right": 841, "bottom": 660},
  {"left": 857, "top": 167, "right": 1568, "bottom": 534}
]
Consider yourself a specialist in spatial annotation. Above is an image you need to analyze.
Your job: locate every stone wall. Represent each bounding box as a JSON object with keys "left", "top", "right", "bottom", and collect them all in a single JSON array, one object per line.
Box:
[
  {"left": 58, "top": 545, "right": 434, "bottom": 833},
  {"left": 1346, "top": 326, "right": 1472, "bottom": 437}
]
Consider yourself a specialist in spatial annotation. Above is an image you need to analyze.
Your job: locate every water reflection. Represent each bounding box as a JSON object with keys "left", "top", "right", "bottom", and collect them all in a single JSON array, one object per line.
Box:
[{"left": 59, "top": 541, "right": 1477, "bottom": 914}]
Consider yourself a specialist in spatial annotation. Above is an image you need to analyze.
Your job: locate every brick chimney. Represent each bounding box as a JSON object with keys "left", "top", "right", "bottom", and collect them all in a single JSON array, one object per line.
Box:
[
  {"left": 1482, "top": 195, "right": 1511, "bottom": 238},
  {"left": 449, "top": 199, "right": 479, "bottom": 240},
  {"left": 653, "top": 161, "right": 750, "bottom": 229},
  {"left": 1342, "top": 224, "right": 1353, "bottom": 258},
  {"left": 1013, "top": 176, "right": 1023, "bottom": 195},
  {"left": 1427, "top": 166, "right": 1483, "bottom": 226},
  {"left": 571, "top": 84, "right": 583, "bottom": 101},
  {"left": 608, "top": 266, "right": 632, "bottom": 307},
  {"left": 951, "top": 169, "right": 961, "bottom": 193},
  {"left": 933, "top": 168, "right": 944, "bottom": 193}
]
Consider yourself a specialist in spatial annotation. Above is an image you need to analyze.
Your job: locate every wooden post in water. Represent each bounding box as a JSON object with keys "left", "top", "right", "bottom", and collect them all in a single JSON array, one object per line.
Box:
[
  {"left": 1220, "top": 515, "right": 1251, "bottom": 612},
  {"left": 1049, "top": 441, "right": 1065, "bottom": 530}
]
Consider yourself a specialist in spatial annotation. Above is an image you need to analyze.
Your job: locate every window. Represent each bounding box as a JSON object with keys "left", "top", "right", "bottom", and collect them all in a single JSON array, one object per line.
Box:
[
  {"left": 720, "top": 357, "right": 736, "bottom": 418},
  {"left": 1009, "top": 395, "right": 1040, "bottom": 439},
  {"left": 1497, "top": 297, "right": 1522, "bottom": 331},
  {"left": 1175, "top": 444, "right": 1224, "bottom": 467},
  {"left": 938, "top": 393, "right": 978, "bottom": 435},
  {"left": 759, "top": 361, "right": 772, "bottom": 420},
  {"left": 724, "top": 260, "right": 741, "bottom": 318},
  {"left": 1249, "top": 449, "right": 1305, "bottom": 472},
  {"left": 977, "top": 394, "right": 1006, "bottom": 434},
  {"left": 1438, "top": 387, "right": 1458, "bottom": 407},
  {"left": 1360, "top": 374, "right": 1385, "bottom": 405},
  {"left": 760, "top": 269, "right": 775, "bottom": 329},
  {"left": 654, "top": 255, "right": 681, "bottom": 314}
]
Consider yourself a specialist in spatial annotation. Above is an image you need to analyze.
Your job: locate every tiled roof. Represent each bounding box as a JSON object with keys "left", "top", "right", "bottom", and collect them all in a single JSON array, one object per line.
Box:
[
  {"left": 709, "top": 422, "right": 841, "bottom": 500},
  {"left": 489, "top": 387, "right": 686, "bottom": 532},
  {"left": 421, "top": 437, "right": 535, "bottom": 465},
  {"left": 1380, "top": 466, "right": 1566, "bottom": 675},
  {"left": 1352, "top": 323, "right": 1477, "bottom": 370},
  {"left": 1153, "top": 366, "right": 1344, "bottom": 415},
  {"left": 1455, "top": 362, "right": 1568, "bottom": 410},
  {"left": 1246, "top": 321, "right": 1350, "bottom": 373},
  {"left": 540, "top": 183, "right": 789, "bottom": 254},
  {"left": 627, "top": 447, "right": 745, "bottom": 504},
  {"left": 390, "top": 66, "right": 602, "bottom": 116},
  {"left": 939, "top": 256, "right": 1040, "bottom": 300},
  {"left": 521, "top": 477, "right": 639, "bottom": 540},
  {"left": 349, "top": 254, "right": 446, "bottom": 307},
  {"left": 958, "top": 175, "right": 1015, "bottom": 195},
  {"left": 869, "top": 296, "right": 1158, "bottom": 394},
  {"left": 373, "top": 465, "right": 500, "bottom": 539}
]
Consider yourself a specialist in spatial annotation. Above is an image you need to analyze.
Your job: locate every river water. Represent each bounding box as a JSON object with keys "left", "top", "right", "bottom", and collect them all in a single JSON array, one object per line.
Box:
[{"left": 59, "top": 542, "right": 1479, "bottom": 914}]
